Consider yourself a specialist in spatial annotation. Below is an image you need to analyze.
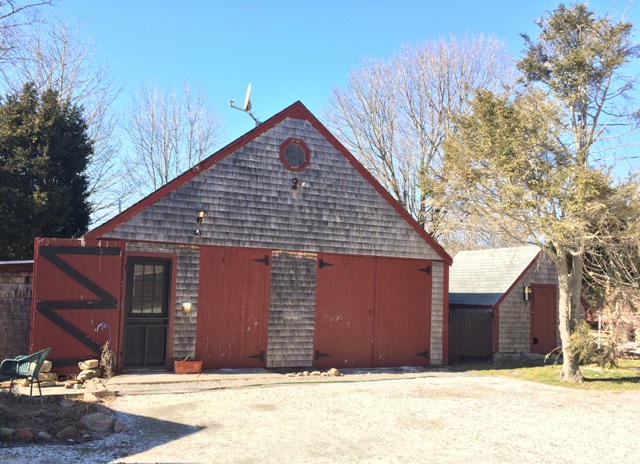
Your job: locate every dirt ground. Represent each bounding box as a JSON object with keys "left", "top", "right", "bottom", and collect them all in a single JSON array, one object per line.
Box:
[{"left": 1, "top": 370, "right": 640, "bottom": 463}]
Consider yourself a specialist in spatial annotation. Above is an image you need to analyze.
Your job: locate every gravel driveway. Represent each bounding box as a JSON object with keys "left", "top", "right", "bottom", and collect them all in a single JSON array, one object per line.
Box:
[{"left": 2, "top": 370, "right": 639, "bottom": 463}]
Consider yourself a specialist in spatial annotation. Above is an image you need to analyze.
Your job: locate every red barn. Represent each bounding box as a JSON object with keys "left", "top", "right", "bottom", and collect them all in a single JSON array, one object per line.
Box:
[{"left": 30, "top": 102, "right": 451, "bottom": 374}]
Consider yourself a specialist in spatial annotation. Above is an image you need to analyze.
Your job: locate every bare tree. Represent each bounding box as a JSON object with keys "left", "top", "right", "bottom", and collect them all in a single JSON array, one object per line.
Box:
[
  {"left": 0, "top": 1, "right": 52, "bottom": 67},
  {"left": 3, "top": 16, "right": 124, "bottom": 224},
  {"left": 323, "top": 35, "right": 515, "bottom": 242},
  {"left": 123, "top": 80, "right": 224, "bottom": 198}
]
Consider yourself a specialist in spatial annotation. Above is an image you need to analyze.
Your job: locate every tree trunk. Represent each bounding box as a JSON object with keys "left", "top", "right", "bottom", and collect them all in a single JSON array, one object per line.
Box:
[{"left": 553, "top": 248, "right": 584, "bottom": 382}]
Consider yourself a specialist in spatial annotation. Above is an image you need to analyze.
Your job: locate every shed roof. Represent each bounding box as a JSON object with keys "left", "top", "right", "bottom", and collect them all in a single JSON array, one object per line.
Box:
[{"left": 449, "top": 246, "right": 541, "bottom": 307}]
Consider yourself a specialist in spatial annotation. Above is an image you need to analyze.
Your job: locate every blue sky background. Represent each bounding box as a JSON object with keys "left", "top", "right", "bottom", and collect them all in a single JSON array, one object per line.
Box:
[{"left": 54, "top": 1, "right": 639, "bottom": 162}]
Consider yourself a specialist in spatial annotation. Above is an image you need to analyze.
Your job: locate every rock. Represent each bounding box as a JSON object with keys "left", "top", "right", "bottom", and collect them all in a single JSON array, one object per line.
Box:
[
  {"left": 84, "top": 378, "right": 107, "bottom": 393},
  {"left": 28, "top": 360, "right": 52, "bottom": 372},
  {"left": 327, "top": 368, "right": 341, "bottom": 377},
  {"left": 302, "top": 371, "right": 310, "bottom": 376},
  {"left": 15, "top": 428, "right": 35, "bottom": 441},
  {"left": 73, "top": 383, "right": 84, "bottom": 390},
  {"left": 78, "top": 359, "right": 100, "bottom": 370},
  {"left": 0, "top": 427, "right": 15, "bottom": 439},
  {"left": 83, "top": 392, "right": 99, "bottom": 402},
  {"left": 311, "top": 371, "right": 321, "bottom": 376},
  {"left": 37, "top": 431, "right": 52, "bottom": 440},
  {"left": 38, "top": 380, "right": 56, "bottom": 388},
  {"left": 40, "top": 360, "right": 53, "bottom": 373},
  {"left": 78, "top": 368, "right": 101, "bottom": 382},
  {"left": 78, "top": 413, "right": 114, "bottom": 433},
  {"left": 17, "top": 378, "right": 31, "bottom": 387},
  {"left": 38, "top": 372, "right": 58, "bottom": 382},
  {"left": 321, "top": 372, "right": 329, "bottom": 377},
  {"left": 91, "top": 403, "right": 114, "bottom": 417},
  {"left": 113, "top": 421, "right": 128, "bottom": 433},
  {"left": 56, "top": 426, "right": 77, "bottom": 440},
  {"left": 60, "top": 399, "right": 76, "bottom": 408},
  {"left": 82, "top": 433, "right": 91, "bottom": 439}
]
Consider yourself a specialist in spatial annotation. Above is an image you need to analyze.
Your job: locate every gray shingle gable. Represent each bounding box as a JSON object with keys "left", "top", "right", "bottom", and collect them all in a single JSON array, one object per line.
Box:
[
  {"left": 106, "top": 117, "right": 440, "bottom": 260},
  {"left": 449, "top": 246, "right": 541, "bottom": 307}
]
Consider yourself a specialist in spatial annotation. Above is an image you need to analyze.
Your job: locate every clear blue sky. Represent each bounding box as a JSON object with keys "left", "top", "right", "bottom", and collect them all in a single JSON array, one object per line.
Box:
[{"left": 55, "top": 0, "right": 640, "bottom": 159}]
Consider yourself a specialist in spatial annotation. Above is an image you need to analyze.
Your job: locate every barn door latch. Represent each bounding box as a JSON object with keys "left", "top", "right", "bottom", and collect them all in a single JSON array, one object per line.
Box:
[
  {"left": 248, "top": 351, "right": 265, "bottom": 362},
  {"left": 252, "top": 256, "right": 270, "bottom": 266},
  {"left": 319, "top": 259, "right": 334, "bottom": 269},
  {"left": 415, "top": 349, "right": 429, "bottom": 359},
  {"left": 315, "top": 350, "right": 331, "bottom": 360},
  {"left": 418, "top": 266, "right": 431, "bottom": 274}
]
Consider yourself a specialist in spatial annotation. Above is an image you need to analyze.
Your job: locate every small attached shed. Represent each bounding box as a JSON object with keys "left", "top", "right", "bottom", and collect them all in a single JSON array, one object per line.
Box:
[
  {"left": 0, "top": 261, "right": 33, "bottom": 360},
  {"left": 448, "top": 246, "right": 559, "bottom": 360},
  {"left": 29, "top": 101, "right": 452, "bottom": 374}
]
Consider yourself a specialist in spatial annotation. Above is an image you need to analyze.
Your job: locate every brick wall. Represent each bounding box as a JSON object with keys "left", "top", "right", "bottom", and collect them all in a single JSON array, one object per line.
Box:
[{"left": 0, "top": 263, "right": 32, "bottom": 360}]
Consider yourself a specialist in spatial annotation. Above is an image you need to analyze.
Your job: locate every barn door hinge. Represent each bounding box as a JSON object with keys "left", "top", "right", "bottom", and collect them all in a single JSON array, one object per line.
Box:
[
  {"left": 319, "top": 259, "right": 334, "bottom": 269},
  {"left": 415, "top": 349, "right": 429, "bottom": 359},
  {"left": 418, "top": 266, "right": 431, "bottom": 275},
  {"left": 252, "top": 256, "right": 270, "bottom": 266},
  {"left": 248, "top": 351, "right": 265, "bottom": 362},
  {"left": 315, "top": 350, "right": 331, "bottom": 360}
]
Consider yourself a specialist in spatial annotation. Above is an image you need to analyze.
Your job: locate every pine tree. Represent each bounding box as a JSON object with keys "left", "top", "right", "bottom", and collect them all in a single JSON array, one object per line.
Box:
[{"left": 0, "top": 83, "right": 92, "bottom": 260}]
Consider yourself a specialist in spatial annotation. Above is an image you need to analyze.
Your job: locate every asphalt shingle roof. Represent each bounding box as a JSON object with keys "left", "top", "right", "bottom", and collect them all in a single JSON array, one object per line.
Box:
[{"left": 449, "top": 246, "right": 540, "bottom": 307}]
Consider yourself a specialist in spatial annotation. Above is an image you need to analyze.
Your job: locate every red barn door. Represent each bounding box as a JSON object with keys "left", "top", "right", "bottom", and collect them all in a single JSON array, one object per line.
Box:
[
  {"left": 314, "top": 254, "right": 432, "bottom": 368},
  {"left": 31, "top": 238, "right": 125, "bottom": 375},
  {"left": 530, "top": 284, "right": 557, "bottom": 355},
  {"left": 196, "top": 246, "right": 271, "bottom": 369},
  {"left": 313, "top": 254, "right": 376, "bottom": 368},
  {"left": 374, "top": 258, "right": 432, "bottom": 367}
]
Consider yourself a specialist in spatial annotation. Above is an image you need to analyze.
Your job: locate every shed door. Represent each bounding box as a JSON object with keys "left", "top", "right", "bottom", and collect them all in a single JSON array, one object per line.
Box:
[
  {"left": 530, "top": 284, "right": 557, "bottom": 355},
  {"left": 374, "top": 258, "right": 432, "bottom": 366},
  {"left": 123, "top": 258, "right": 171, "bottom": 368},
  {"left": 313, "top": 254, "right": 376, "bottom": 368},
  {"left": 196, "top": 246, "right": 271, "bottom": 369},
  {"left": 31, "top": 238, "right": 124, "bottom": 375}
]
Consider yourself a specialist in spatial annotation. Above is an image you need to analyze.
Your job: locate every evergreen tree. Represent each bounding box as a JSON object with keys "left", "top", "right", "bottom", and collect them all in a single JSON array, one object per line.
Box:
[{"left": 0, "top": 83, "right": 92, "bottom": 260}]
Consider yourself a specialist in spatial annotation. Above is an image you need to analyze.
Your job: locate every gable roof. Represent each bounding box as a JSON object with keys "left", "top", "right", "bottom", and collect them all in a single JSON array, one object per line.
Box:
[
  {"left": 86, "top": 101, "right": 451, "bottom": 265},
  {"left": 449, "top": 246, "right": 541, "bottom": 307}
]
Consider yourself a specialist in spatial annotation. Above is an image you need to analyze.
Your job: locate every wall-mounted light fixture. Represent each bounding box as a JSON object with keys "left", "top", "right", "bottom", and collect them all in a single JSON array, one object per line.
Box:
[
  {"left": 182, "top": 302, "right": 192, "bottom": 312},
  {"left": 291, "top": 178, "right": 306, "bottom": 192},
  {"left": 195, "top": 209, "right": 205, "bottom": 236},
  {"left": 523, "top": 285, "right": 532, "bottom": 302}
]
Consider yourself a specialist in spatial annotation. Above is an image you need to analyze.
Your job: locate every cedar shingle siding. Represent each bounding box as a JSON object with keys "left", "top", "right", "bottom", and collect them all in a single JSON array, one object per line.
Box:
[
  {"left": 104, "top": 117, "right": 440, "bottom": 260},
  {"left": 30, "top": 102, "right": 450, "bottom": 370}
]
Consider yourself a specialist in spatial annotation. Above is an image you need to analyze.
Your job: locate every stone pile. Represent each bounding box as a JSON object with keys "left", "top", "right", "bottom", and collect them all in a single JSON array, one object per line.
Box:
[
  {"left": 77, "top": 359, "right": 102, "bottom": 382},
  {"left": 0, "top": 399, "right": 128, "bottom": 443},
  {"left": 285, "top": 368, "right": 341, "bottom": 378},
  {"left": 15, "top": 359, "right": 57, "bottom": 388}
]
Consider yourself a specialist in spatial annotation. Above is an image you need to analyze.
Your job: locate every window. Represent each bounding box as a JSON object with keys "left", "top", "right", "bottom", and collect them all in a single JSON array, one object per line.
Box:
[
  {"left": 279, "top": 138, "right": 310, "bottom": 171},
  {"left": 129, "top": 262, "right": 169, "bottom": 315}
]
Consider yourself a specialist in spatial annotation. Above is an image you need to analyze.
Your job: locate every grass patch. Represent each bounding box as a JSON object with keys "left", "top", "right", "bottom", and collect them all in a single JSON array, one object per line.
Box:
[{"left": 459, "top": 358, "right": 640, "bottom": 390}]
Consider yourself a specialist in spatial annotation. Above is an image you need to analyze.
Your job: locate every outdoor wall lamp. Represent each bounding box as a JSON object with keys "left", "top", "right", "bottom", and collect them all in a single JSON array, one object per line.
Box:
[
  {"left": 182, "top": 302, "right": 192, "bottom": 312},
  {"left": 523, "top": 285, "right": 532, "bottom": 302},
  {"left": 291, "top": 178, "right": 306, "bottom": 191},
  {"left": 195, "top": 210, "right": 206, "bottom": 236}
]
